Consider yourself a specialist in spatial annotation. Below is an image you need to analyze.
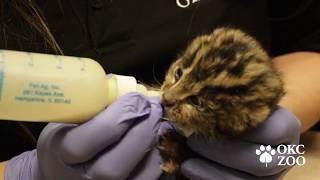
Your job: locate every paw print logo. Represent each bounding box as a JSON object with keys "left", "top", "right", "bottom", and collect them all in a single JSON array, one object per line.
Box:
[{"left": 256, "top": 145, "right": 276, "bottom": 167}]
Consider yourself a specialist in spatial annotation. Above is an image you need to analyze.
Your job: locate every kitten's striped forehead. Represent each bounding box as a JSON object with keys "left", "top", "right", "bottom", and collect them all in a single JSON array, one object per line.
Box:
[
  {"left": 181, "top": 28, "right": 268, "bottom": 83},
  {"left": 181, "top": 35, "right": 212, "bottom": 68}
]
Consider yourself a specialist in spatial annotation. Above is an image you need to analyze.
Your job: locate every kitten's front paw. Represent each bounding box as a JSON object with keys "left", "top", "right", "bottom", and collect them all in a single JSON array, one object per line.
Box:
[{"left": 158, "top": 130, "right": 190, "bottom": 174}]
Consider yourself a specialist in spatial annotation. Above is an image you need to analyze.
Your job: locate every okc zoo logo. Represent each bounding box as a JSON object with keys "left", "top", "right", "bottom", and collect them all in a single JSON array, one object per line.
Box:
[
  {"left": 256, "top": 144, "right": 306, "bottom": 167},
  {"left": 256, "top": 145, "right": 276, "bottom": 167}
]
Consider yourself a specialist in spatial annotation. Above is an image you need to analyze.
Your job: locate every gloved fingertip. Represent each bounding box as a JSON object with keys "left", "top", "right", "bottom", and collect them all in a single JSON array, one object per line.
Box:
[
  {"left": 149, "top": 96, "right": 161, "bottom": 103},
  {"left": 128, "top": 148, "right": 163, "bottom": 180},
  {"left": 277, "top": 106, "right": 301, "bottom": 131},
  {"left": 180, "top": 158, "right": 203, "bottom": 179},
  {"left": 157, "top": 121, "right": 177, "bottom": 136}
]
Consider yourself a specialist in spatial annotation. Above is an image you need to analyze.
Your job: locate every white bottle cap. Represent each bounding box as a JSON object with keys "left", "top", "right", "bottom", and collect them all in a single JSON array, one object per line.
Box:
[
  {"left": 137, "top": 84, "right": 148, "bottom": 95},
  {"left": 147, "top": 90, "right": 161, "bottom": 97},
  {"left": 113, "top": 74, "right": 152, "bottom": 98},
  {"left": 113, "top": 74, "right": 138, "bottom": 97}
]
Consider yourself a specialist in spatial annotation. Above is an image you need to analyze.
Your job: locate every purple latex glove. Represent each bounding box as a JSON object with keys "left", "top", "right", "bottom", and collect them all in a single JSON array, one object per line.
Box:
[
  {"left": 5, "top": 93, "right": 171, "bottom": 180},
  {"left": 181, "top": 107, "right": 301, "bottom": 180}
]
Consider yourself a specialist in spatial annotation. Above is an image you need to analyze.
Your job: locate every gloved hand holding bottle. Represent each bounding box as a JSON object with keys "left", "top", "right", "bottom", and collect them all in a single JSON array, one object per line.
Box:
[{"left": 4, "top": 93, "right": 169, "bottom": 180}]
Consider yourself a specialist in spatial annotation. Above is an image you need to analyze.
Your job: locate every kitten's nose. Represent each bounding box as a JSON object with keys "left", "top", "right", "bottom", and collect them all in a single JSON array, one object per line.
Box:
[{"left": 162, "top": 94, "right": 176, "bottom": 107}]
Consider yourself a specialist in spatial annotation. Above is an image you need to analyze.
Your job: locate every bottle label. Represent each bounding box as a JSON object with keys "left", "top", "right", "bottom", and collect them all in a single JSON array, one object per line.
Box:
[{"left": 14, "top": 82, "right": 71, "bottom": 105}]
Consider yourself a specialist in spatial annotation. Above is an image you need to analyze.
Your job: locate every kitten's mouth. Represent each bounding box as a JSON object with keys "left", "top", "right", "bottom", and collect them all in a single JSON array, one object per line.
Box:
[
  {"left": 161, "top": 115, "right": 195, "bottom": 138},
  {"left": 162, "top": 107, "right": 196, "bottom": 138},
  {"left": 161, "top": 95, "right": 176, "bottom": 107},
  {"left": 163, "top": 101, "right": 175, "bottom": 107}
]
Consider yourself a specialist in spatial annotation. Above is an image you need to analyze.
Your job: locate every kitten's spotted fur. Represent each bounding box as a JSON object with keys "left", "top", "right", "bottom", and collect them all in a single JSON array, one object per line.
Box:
[{"left": 159, "top": 28, "right": 284, "bottom": 175}]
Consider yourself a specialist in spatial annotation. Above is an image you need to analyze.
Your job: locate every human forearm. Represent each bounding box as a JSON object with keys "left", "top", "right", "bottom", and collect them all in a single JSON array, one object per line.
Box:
[
  {"left": 0, "top": 161, "right": 8, "bottom": 180},
  {"left": 273, "top": 52, "right": 320, "bottom": 132}
]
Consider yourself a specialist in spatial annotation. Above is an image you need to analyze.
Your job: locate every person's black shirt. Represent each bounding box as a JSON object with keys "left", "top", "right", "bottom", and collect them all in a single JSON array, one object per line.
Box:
[{"left": 268, "top": 0, "right": 320, "bottom": 54}]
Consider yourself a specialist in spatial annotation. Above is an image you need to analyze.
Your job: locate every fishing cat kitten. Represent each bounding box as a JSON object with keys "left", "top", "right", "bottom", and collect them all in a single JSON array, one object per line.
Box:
[{"left": 159, "top": 27, "right": 284, "bottom": 174}]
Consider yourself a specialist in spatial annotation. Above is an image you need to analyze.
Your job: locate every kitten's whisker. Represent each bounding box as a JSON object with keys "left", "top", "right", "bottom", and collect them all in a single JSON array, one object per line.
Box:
[
  {"left": 161, "top": 117, "right": 170, "bottom": 121},
  {"left": 152, "top": 64, "right": 162, "bottom": 86}
]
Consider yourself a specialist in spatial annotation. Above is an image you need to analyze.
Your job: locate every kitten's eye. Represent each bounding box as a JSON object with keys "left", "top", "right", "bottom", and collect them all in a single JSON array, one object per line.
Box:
[
  {"left": 189, "top": 96, "right": 202, "bottom": 107},
  {"left": 175, "top": 68, "right": 183, "bottom": 81}
]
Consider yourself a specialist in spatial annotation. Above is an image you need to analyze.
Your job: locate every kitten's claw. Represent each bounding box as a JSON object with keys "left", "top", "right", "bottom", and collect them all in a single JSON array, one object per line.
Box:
[
  {"left": 161, "top": 161, "right": 179, "bottom": 174},
  {"left": 158, "top": 145, "right": 166, "bottom": 151}
]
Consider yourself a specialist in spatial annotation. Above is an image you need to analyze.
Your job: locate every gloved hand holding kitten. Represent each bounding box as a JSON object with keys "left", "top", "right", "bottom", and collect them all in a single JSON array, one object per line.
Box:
[
  {"left": 181, "top": 107, "right": 301, "bottom": 180},
  {"left": 4, "top": 92, "right": 300, "bottom": 180}
]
